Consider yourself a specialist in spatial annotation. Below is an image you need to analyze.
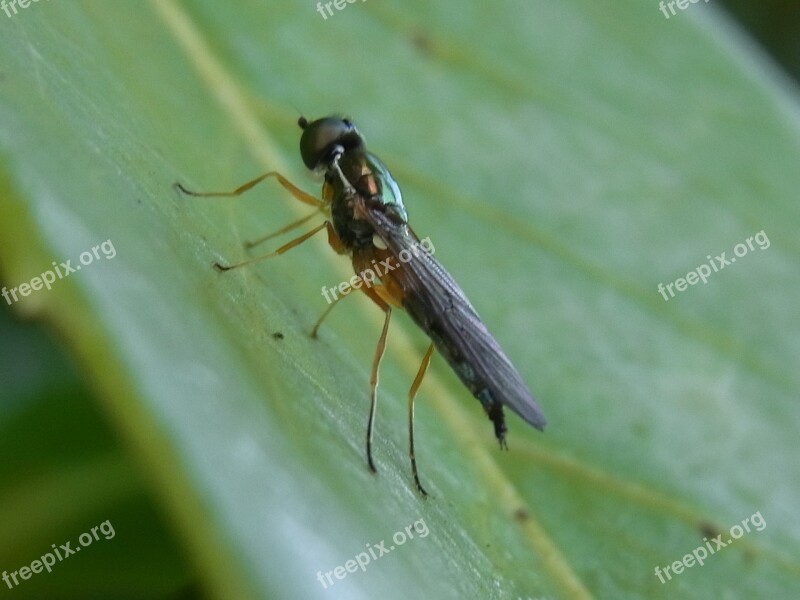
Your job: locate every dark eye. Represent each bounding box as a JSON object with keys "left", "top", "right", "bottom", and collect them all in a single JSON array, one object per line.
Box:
[{"left": 299, "top": 117, "right": 364, "bottom": 170}]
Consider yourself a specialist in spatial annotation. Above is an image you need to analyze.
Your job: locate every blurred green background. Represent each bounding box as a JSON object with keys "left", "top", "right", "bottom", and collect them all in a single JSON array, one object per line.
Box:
[{"left": 1, "top": 1, "right": 799, "bottom": 599}]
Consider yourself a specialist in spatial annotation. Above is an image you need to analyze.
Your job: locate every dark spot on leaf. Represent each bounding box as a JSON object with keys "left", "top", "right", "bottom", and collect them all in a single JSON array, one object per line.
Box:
[
  {"left": 513, "top": 507, "right": 529, "bottom": 522},
  {"left": 698, "top": 521, "right": 720, "bottom": 538},
  {"left": 272, "top": 332, "right": 284, "bottom": 340},
  {"left": 411, "top": 30, "right": 433, "bottom": 55}
]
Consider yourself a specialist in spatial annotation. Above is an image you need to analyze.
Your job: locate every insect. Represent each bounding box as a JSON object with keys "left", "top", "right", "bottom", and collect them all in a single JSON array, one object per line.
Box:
[{"left": 176, "top": 116, "right": 546, "bottom": 495}]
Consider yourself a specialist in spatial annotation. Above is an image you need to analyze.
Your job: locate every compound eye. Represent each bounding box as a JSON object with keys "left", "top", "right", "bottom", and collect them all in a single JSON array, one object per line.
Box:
[{"left": 299, "top": 117, "right": 362, "bottom": 170}]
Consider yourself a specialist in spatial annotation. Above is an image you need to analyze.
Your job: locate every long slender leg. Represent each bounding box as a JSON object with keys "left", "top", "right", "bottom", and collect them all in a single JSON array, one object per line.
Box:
[
  {"left": 355, "top": 281, "right": 403, "bottom": 478},
  {"left": 366, "top": 305, "right": 392, "bottom": 473},
  {"left": 245, "top": 211, "right": 318, "bottom": 249},
  {"left": 311, "top": 268, "right": 380, "bottom": 337},
  {"left": 214, "top": 221, "right": 327, "bottom": 271},
  {"left": 408, "top": 343, "right": 435, "bottom": 496},
  {"left": 175, "top": 171, "right": 324, "bottom": 207},
  {"left": 311, "top": 293, "right": 345, "bottom": 338}
]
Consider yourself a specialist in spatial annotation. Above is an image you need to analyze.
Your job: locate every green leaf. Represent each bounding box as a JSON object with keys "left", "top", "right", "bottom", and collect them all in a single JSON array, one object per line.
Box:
[
  {"left": 1, "top": 0, "right": 798, "bottom": 598},
  {"left": 0, "top": 305, "right": 196, "bottom": 599}
]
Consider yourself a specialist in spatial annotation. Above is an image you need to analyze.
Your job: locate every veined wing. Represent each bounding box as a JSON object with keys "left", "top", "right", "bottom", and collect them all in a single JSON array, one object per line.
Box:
[{"left": 356, "top": 198, "right": 546, "bottom": 436}]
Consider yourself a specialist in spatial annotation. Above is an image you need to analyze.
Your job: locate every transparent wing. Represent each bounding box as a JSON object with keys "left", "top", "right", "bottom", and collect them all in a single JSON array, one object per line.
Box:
[{"left": 358, "top": 199, "right": 546, "bottom": 433}]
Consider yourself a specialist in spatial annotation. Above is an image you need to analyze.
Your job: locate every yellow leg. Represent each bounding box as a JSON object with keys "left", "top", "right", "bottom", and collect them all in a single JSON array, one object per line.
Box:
[
  {"left": 175, "top": 171, "right": 324, "bottom": 208},
  {"left": 310, "top": 292, "right": 346, "bottom": 338},
  {"left": 214, "top": 221, "right": 327, "bottom": 271},
  {"left": 409, "top": 343, "right": 435, "bottom": 496},
  {"left": 245, "top": 211, "right": 319, "bottom": 249},
  {"left": 366, "top": 299, "right": 392, "bottom": 474}
]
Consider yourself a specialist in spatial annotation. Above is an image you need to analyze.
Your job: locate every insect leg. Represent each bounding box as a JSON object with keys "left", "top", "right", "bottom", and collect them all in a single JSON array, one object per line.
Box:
[
  {"left": 358, "top": 286, "right": 394, "bottom": 474},
  {"left": 308, "top": 222, "right": 357, "bottom": 337},
  {"left": 175, "top": 171, "right": 324, "bottom": 208},
  {"left": 245, "top": 211, "right": 319, "bottom": 249},
  {"left": 408, "top": 342, "right": 435, "bottom": 497},
  {"left": 214, "top": 221, "right": 328, "bottom": 271},
  {"left": 367, "top": 305, "right": 391, "bottom": 473},
  {"left": 310, "top": 293, "right": 346, "bottom": 338}
]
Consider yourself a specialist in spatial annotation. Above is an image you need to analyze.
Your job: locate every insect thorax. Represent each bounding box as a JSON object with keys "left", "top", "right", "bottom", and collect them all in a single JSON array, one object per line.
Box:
[{"left": 328, "top": 150, "right": 407, "bottom": 251}]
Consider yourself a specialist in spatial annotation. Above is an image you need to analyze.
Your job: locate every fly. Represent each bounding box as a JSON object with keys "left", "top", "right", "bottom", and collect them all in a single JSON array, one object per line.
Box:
[{"left": 175, "top": 116, "right": 546, "bottom": 496}]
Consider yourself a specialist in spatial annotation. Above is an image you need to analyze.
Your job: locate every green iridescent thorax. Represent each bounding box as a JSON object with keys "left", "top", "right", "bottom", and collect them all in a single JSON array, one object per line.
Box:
[
  {"left": 329, "top": 149, "right": 408, "bottom": 250},
  {"left": 362, "top": 152, "right": 407, "bottom": 221}
]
